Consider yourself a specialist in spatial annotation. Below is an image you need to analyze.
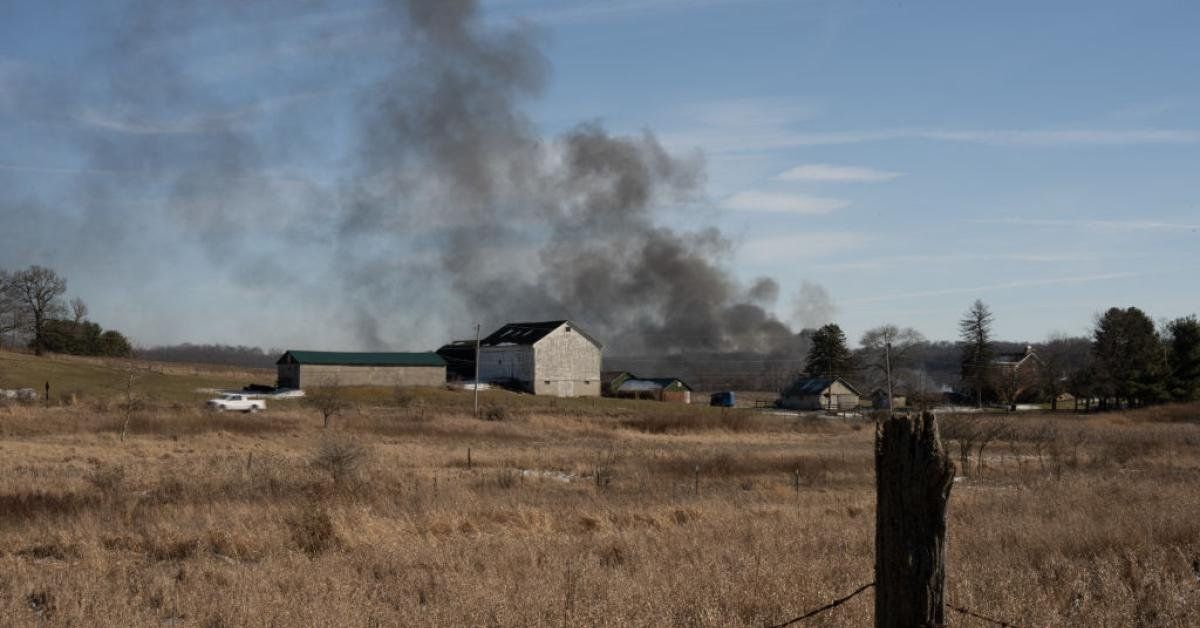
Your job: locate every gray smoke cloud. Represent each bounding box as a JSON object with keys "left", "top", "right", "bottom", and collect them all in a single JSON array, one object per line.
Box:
[
  {"left": 0, "top": 0, "right": 832, "bottom": 355},
  {"left": 791, "top": 280, "right": 838, "bottom": 330}
]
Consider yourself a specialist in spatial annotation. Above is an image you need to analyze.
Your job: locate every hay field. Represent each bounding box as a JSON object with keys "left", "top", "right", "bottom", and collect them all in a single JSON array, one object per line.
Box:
[
  {"left": 0, "top": 350, "right": 270, "bottom": 403},
  {"left": 0, "top": 388, "right": 1198, "bottom": 626}
]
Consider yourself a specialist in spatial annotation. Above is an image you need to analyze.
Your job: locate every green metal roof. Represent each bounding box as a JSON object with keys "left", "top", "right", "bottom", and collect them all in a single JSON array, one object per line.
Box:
[{"left": 277, "top": 350, "right": 445, "bottom": 367}]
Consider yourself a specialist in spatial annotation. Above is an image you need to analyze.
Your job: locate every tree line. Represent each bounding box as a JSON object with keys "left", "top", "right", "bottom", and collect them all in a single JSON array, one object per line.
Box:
[
  {"left": 800, "top": 299, "right": 1200, "bottom": 410},
  {"left": 0, "top": 265, "right": 132, "bottom": 357}
]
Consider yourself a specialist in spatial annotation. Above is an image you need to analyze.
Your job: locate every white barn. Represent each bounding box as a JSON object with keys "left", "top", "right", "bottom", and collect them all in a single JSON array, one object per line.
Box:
[{"left": 478, "top": 320, "right": 602, "bottom": 397}]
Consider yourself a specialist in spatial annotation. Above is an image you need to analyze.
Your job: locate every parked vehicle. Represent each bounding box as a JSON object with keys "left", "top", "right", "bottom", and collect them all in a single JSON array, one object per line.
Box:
[
  {"left": 709, "top": 391, "right": 736, "bottom": 407},
  {"left": 206, "top": 393, "right": 266, "bottom": 413}
]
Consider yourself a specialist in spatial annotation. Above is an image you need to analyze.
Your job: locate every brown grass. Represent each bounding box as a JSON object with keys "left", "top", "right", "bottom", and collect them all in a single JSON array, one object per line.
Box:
[{"left": 0, "top": 397, "right": 1197, "bottom": 626}]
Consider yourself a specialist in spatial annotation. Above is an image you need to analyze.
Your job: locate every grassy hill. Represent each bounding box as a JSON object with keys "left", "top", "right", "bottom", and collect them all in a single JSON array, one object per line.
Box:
[{"left": 0, "top": 349, "right": 272, "bottom": 403}]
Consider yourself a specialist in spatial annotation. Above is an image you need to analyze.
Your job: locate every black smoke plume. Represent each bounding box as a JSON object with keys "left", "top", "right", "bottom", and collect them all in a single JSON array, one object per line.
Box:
[{"left": 1, "top": 0, "right": 826, "bottom": 358}]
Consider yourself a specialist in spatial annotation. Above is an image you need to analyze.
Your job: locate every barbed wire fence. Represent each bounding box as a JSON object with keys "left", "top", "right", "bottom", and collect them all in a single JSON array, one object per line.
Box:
[
  {"left": 766, "top": 580, "right": 1027, "bottom": 627},
  {"left": 763, "top": 412, "right": 1031, "bottom": 627}
]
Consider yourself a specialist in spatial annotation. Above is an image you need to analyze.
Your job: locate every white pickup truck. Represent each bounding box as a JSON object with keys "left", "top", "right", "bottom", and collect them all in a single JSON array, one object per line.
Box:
[{"left": 206, "top": 393, "right": 266, "bottom": 413}]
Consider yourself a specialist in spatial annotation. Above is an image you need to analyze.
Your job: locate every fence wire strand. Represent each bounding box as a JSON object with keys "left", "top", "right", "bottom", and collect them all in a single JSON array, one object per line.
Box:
[
  {"left": 765, "top": 581, "right": 875, "bottom": 628},
  {"left": 946, "top": 601, "right": 1027, "bottom": 627},
  {"left": 764, "top": 582, "right": 1027, "bottom": 628}
]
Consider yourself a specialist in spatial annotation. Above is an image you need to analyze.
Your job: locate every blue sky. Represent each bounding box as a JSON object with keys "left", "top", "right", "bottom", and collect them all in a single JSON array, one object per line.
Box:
[{"left": 1, "top": 0, "right": 1198, "bottom": 349}]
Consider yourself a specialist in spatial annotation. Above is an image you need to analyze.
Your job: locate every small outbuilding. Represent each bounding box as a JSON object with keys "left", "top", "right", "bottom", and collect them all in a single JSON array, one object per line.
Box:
[
  {"left": 612, "top": 375, "right": 693, "bottom": 403},
  {"left": 601, "top": 371, "right": 635, "bottom": 396},
  {"left": 868, "top": 388, "right": 907, "bottom": 410},
  {"left": 778, "top": 376, "right": 861, "bottom": 412},
  {"left": 276, "top": 350, "right": 446, "bottom": 389}
]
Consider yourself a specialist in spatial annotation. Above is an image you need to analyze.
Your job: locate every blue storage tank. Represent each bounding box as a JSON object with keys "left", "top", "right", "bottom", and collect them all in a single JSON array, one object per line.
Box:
[{"left": 709, "top": 391, "right": 736, "bottom": 407}]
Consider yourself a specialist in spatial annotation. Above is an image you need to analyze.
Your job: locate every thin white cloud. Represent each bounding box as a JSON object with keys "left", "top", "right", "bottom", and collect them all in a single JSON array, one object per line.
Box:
[
  {"left": 976, "top": 218, "right": 1200, "bottom": 231},
  {"left": 725, "top": 191, "right": 849, "bottom": 214},
  {"left": 499, "top": 0, "right": 776, "bottom": 25},
  {"left": 844, "top": 272, "right": 1139, "bottom": 305},
  {"left": 812, "top": 252, "right": 1093, "bottom": 271},
  {"left": 74, "top": 90, "right": 330, "bottom": 135},
  {"left": 662, "top": 126, "right": 1200, "bottom": 154},
  {"left": 738, "top": 231, "right": 870, "bottom": 264},
  {"left": 777, "top": 163, "right": 900, "bottom": 183}
]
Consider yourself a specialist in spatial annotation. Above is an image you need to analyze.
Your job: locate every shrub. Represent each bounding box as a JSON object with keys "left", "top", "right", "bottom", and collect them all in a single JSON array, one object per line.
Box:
[
  {"left": 621, "top": 410, "right": 764, "bottom": 434},
  {"left": 288, "top": 507, "right": 337, "bottom": 556},
  {"left": 85, "top": 465, "right": 126, "bottom": 498},
  {"left": 313, "top": 435, "right": 371, "bottom": 485},
  {"left": 483, "top": 405, "right": 510, "bottom": 422},
  {"left": 494, "top": 468, "right": 519, "bottom": 489},
  {"left": 393, "top": 387, "right": 420, "bottom": 408}
]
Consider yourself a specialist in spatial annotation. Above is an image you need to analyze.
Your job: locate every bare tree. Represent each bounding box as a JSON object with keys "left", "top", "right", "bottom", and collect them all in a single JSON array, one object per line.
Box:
[
  {"left": 938, "top": 414, "right": 978, "bottom": 476},
  {"left": 973, "top": 417, "right": 1013, "bottom": 476},
  {"left": 990, "top": 361, "right": 1035, "bottom": 412},
  {"left": 6, "top": 266, "right": 67, "bottom": 355},
  {"left": 860, "top": 324, "right": 926, "bottom": 410},
  {"left": 0, "top": 270, "right": 25, "bottom": 347},
  {"left": 116, "top": 366, "right": 146, "bottom": 442},
  {"left": 1037, "top": 334, "right": 1091, "bottom": 410},
  {"left": 305, "top": 383, "right": 352, "bottom": 428},
  {"left": 70, "top": 297, "right": 89, "bottom": 324}
]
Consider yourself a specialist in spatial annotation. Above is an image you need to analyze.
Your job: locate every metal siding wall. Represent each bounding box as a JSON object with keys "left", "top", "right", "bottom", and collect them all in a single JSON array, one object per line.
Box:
[
  {"left": 532, "top": 325, "right": 601, "bottom": 397},
  {"left": 297, "top": 365, "right": 446, "bottom": 387}
]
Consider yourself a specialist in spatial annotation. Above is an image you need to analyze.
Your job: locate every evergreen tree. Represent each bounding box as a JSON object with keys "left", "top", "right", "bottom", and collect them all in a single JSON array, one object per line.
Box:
[
  {"left": 958, "top": 299, "right": 994, "bottom": 408},
  {"left": 804, "top": 323, "right": 855, "bottom": 378},
  {"left": 1166, "top": 315, "right": 1200, "bottom": 402},
  {"left": 1091, "top": 307, "right": 1167, "bottom": 408}
]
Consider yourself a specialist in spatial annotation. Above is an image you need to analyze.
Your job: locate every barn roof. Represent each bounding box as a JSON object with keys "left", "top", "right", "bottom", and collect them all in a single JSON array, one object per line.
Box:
[
  {"left": 643, "top": 377, "right": 692, "bottom": 391},
  {"left": 480, "top": 320, "right": 602, "bottom": 348},
  {"left": 616, "top": 377, "right": 692, "bottom": 393},
  {"left": 783, "top": 376, "right": 861, "bottom": 397},
  {"left": 277, "top": 350, "right": 445, "bottom": 367}
]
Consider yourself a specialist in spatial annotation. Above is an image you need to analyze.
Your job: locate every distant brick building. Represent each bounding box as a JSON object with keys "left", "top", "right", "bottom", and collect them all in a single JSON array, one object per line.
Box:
[{"left": 276, "top": 351, "right": 446, "bottom": 389}]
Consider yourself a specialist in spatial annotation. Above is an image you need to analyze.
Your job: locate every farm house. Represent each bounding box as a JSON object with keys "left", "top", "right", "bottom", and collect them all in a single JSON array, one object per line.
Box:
[
  {"left": 778, "top": 376, "right": 861, "bottom": 411},
  {"left": 276, "top": 351, "right": 446, "bottom": 389},
  {"left": 478, "top": 320, "right": 601, "bottom": 397}
]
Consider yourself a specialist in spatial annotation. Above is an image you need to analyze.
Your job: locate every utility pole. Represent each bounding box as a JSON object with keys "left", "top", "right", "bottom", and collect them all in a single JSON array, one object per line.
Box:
[
  {"left": 473, "top": 323, "right": 481, "bottom": 419},
  {"left": 885, "top": 341, "right": 893, "bottom": 412}
]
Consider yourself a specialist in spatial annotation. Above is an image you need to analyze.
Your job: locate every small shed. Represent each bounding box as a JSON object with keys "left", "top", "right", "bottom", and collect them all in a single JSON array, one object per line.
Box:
[
  {"left": 779, "top": 376, "right": 861, "bottom": 412},
  {"left": 276, "top": 351, "right": 446, "bottom": 389},
  {"left": 613, "top": 376, "right": 693, "bottom": 403},
  {"left": 869, "top": 388, "right": 907, "bottom": 410},
  {"left": 601, "top": 371, "right": 634, "bottom": 397}
]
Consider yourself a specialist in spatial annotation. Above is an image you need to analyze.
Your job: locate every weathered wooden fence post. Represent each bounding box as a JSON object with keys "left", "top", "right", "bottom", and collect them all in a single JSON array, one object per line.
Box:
[{"left": 875, "top": 412, "right": 955, "bottom": 628}]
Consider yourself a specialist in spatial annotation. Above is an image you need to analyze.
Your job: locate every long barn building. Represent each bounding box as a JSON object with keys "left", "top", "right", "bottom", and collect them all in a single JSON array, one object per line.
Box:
[{"left": 276, "top": 351, "right": 446, "bottom": 389}]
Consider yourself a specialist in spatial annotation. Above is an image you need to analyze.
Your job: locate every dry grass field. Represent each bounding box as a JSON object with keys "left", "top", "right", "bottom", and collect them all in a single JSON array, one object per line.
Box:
[{"left": 0, "top": 371, "right": 1198, "bottom": 626}]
